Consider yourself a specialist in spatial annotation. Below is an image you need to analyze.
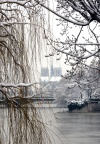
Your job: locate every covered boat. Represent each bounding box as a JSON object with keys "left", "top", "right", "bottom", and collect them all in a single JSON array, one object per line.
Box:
[{"left": 67, "top": 97, "right": 100, "bottom": 112}]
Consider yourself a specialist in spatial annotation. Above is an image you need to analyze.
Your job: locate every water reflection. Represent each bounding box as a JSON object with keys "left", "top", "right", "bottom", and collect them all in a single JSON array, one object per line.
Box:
[
  {"left": 0, "top": 106, "right": 100, "bottom": 144},
  {"left": 39, "top": 107, "right": 100, "bottom": 144}
]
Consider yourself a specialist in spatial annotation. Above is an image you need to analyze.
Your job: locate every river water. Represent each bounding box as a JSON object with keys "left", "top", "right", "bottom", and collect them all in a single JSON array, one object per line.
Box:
[
  {"left": 38, "top": 106, "right": 100, "bottom": 144},
  {"left": 0, "top": 106, "right": 100, "bottom": 144}
]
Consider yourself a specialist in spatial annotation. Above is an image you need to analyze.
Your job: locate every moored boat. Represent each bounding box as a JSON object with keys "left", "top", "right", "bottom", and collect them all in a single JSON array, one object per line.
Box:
[{"left": 67, "top": 97, "right": 100, "bottom": 112}]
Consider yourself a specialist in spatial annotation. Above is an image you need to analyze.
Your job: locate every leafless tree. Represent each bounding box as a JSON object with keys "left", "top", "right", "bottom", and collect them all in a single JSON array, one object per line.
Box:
[
  {"left": 35, "top": 0, "right": 100, "bottom": 97},
  {"left": 37, "top": 0, "right": 100, "bottom": 25}
]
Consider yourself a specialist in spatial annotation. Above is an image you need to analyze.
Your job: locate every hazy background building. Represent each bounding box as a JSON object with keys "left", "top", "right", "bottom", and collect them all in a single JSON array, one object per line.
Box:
[{"left": 41, "top": 66, "right": 62, "bottom": 82}]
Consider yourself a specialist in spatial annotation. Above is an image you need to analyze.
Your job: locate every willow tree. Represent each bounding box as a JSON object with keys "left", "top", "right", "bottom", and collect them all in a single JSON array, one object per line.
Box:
[{"left": 0, "top": 1, "right": 53, "bottom": 144}]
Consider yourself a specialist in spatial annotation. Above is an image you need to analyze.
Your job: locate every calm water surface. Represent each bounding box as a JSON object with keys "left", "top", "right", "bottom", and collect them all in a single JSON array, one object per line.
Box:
[
  {"left": 0, "top": 106, "right": 100, "bottom": 144},
  {"left": 39, "top": 107, "right": 100, "bottom": 144}
]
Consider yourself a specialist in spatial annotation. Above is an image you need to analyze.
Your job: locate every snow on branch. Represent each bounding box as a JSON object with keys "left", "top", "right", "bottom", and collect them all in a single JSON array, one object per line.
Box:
[
  {"left": 0, "top": 83, "right": 33, "bottom": 87},
  {"left": 36, "top": 0, "right": 90, "bottom": 26}
]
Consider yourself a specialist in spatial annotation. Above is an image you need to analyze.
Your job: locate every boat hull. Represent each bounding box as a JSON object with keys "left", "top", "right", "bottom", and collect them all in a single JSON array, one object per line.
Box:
[{"left": 68, "top": 99, "right": 100, "bottom": 112}]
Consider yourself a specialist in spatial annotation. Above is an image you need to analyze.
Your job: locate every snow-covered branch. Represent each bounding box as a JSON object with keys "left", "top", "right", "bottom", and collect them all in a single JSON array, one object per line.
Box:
[
  {"left": 35, "top": 0, "right": 91, "bottom": 26},
  {"left": 0, "top": 83, "right": 33, "bottom": 87}
]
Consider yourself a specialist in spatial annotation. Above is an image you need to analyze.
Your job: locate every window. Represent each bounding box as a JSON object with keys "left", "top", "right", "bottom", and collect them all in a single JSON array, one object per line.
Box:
[
  {"left": 41, "top": 68, "right": 49, "bottom": 76},
  {"left": 53, "top": 68, "right": 62, "bottom": 77}
]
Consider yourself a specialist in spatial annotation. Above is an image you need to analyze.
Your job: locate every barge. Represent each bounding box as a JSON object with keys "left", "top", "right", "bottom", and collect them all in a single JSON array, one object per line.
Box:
[{"left": 67, "top": 98, "right": 100, "bottom": 112}]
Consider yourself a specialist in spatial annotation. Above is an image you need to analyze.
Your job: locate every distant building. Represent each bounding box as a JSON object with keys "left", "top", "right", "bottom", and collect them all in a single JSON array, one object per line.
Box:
[
  {"left": 41, "top": 67, "right": 62, "bottom": 78},
  {"left": 50, "top": 66, "right": 54, "bottom": 77},
  {"left": 53, "top": 68, "right": 62, "bottom": 77},
  {"left": 41, "top": 68, "right": 49, "bottom": 77}
]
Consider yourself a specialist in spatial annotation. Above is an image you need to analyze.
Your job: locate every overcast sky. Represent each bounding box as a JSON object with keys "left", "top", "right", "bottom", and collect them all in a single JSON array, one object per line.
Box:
[{"left": 42, "top": 1, "right": 68, "bottom": 76}]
